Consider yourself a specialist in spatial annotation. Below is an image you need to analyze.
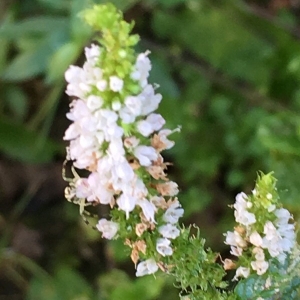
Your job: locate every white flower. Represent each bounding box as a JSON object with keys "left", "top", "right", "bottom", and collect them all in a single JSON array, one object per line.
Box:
[
  {"left": 96, "top": 219, "right": 119, "bottom": 239},
  {"left": 268, "top": 204, "right": 276, "bottom": 212},
  {"left": 69, "top": 140, "right": 95, "bottom": 169},
  {"left": 124, "top": 136, "right": 140, "bottom": 149},
  {"left": 224, "top": 231, "right": 247, "bottom": 248},
  {"left": 109, "top": 76, "right": 123, "bottom": 92},
  {"left": 262, "top": 221, "right": 282, "bottom": 257},
  {"left": 230, "top": 246, "right": 243, "bottom": 257},
  {"left": 87, "top": 172, "right": 114, "bottom": 204},
  {"left": 131, "top": 51, "right": 151, "bottom": 87},
  {"left": 234, "top": 192, "right": 256, "bottom": 226},
  {"left": 136, "top": 258, "right": 158, "bottom": 277},
  {"left": 163, "top": 201, "right": 184, "bottom": 224},
  {"left": 85, "top": 43, "right": 100, "bottom": 62},
  {"left": 75, "top": 178, "right": 90, "bottom": 199},
  {"left": 139, "top": 84, "right": 162, "bottom": 116},
  {"left": 137, "top": 120, "right": 154, "bottom": 137},
  {"left": 86, "top": 95, "right": 103, "bottom": 110},
  {"left": 156, "top": 181, "right": 179, "bottom": 196},
  {"left": 154, "top": 128, "right": 178, "bottom": 150},
  {"left": 65, "top": 66, "right": 86, "bottom": 98},
  {"left": 117, "top": 193, "right": 137, "bottom": 219},
  {"left": 114, "top": 159, "right": 135, "bottom": 182},
  {"left": 158, "top": 224, "right": 180, "bottom": 239},
  {"left": 251, "top": 260, "right": 269, "bottom": 275},
  {"left": 275, "top": 208, "right": 292, "bottom": 225},
  {"left": 233, "top": 267, "right": 250, "bottom": 281},
  {"left": 137, "top": 199, "right": 157, "bottom": 223},
  {"left": 112, "top": 101, "right": 121, "bottom": 111},
  {"left": 134, "top": 145, "right": 158, "bottom": 166},
  {"left": 96, "top": 79, "right": 107, "bottom": 91},
  {"left": 234, "top": 192, "right": 248, "bottom": 211},
  {"left": 124, "top": 95, "right": 142, "bottom": 116},
  {"left": 263, "top": 216, "right": 295, "bottom": 257},
  {"left": 137, "top": 113, "right": 165, "bottom": 137},
  {"left": 65, "top": 45, "right": 103, "bottom": 99},
  {"left": 252, "top": 247, "right": 265, "bottom": 261},
  {"left": 119, "top": 107, "right": 136, "bottom": 124},
  {"left": 249, "top": 231, "right": 263, "bottom": 247},
  {"left": 156, "top": 238, "right": 173, "bottom": 256}
]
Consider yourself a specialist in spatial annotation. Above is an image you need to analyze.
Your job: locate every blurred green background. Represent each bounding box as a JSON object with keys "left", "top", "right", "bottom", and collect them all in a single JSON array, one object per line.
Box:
[{"left": 0, "top": 0, "right": 300, "bottom": 299}]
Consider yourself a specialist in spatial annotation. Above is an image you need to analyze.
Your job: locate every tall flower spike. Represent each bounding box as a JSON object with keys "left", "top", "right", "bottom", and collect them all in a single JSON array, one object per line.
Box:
[
  {"left": 224, "top": 172, "right": 296, "bottom": 281},
  {"left": 63, "top": 3, "right": 183, "bottom": 276}
]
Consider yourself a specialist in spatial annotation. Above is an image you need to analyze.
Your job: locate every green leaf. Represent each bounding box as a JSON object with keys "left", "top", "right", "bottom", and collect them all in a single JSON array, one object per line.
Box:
[
  {"left": 0, "top": 117, "right": 60, "bottom": 163},
  {"left": 149, "top": 53, "right": 180, "bottom": 99},
  {"left": 37, "top": 0, "right": 70, "bottom": 11},
  {"left": 3, "top": 85, "right": 28, "bottom": 121},
  {"left": 234, "top": 275, "right": 273, "bottom": 299},
  {"left": 2, "top": 40, "right": 51, "bottom": 81},
  {"left": 152, "top": 7, "right": 273, "bottom": 88},
  {"left": 258, "top": 113, "right": 300, "bottom": 156},
  {"left": 95, "top": 0, "right": 139, "bottom": 10},
  {"left": 53, "top": 267, "right": 94, "bottom": 299},
  {"left": 0, "top": 16, "right": 69, "bottom": 40},
  {"left": 47, "top": 41, "right": 83, "bottom": 83},
  {"left": 99, "top": 269, "right": 166, "bottom": 300},
  {"left": 27, "top": 267, "right": 95, "bottom": 300},
  {"left": 2, "top": 24, "right": 70, "bottom": 81},
  {"left": 155, "top": 0, "right": 185, "bottom": 8},
  {"left": 70, "top": 0, "right": 92, "bottom": 42}
]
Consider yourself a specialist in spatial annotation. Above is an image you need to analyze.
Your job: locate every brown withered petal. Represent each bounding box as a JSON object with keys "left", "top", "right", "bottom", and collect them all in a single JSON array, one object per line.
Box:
[
  {"left": 135, "top": 240, "right": 147, "bottom": 254},
  {"left": 151, "top": 196, "right": 168, "bottom": 209},
  {"left": 87, "top": 152, "right": 98, "bottom": 172},
  {"left": 135, "top": 223, "right": 148, "bottom": 237},
  {"left": 234, "top": 225, "right": 246, "bottom": 235},
  {"left": 131, "top": 249, "right": 139, "bottom": 266},
  {"left": 147, "top": 165, "right": 168, "bottom": 180},
  {"left": 156, "top": 181, "right": 178, "bottom": 196},
  {"left": 151, "top": 134, "right": 166, "bottom": 152},
  {"left": 124, "top": 239, "right": 132, "bottom": 247},
  {"left": 129, "top": 159, "right": 141, "bottom": 170},
  {"left": 223, "top": 258, "right": 236, "bottom": 270}
]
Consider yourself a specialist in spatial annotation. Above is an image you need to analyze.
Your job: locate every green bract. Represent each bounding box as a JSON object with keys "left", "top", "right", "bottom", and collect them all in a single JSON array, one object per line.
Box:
[{"left": 81, "top": 4, "right": 141, "bottom": 108}]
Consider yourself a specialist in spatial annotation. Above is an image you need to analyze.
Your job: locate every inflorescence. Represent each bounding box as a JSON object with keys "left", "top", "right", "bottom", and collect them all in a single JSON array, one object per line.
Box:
[
  {"left": 224, "top": 173, "right": 296, "bottom": 281},
  {"left": 63, "top": 4, "right": 183, "bottom": 277}
]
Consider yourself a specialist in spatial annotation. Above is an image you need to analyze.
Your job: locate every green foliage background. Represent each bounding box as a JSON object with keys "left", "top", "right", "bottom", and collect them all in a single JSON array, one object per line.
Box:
[{"left": 0, "top": 0, "right": 300, "bottom": 299}]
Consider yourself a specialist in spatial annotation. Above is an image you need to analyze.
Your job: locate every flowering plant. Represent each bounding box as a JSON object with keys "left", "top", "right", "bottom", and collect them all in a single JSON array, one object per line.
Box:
[{"left": 63, "top": 4, "right": 300, "bottom": 299}]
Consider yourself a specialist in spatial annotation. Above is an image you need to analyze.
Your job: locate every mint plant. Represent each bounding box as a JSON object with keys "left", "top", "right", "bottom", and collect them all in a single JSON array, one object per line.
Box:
[{"left": 63, "top": 4, "right": 300, "bottom": 299}]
